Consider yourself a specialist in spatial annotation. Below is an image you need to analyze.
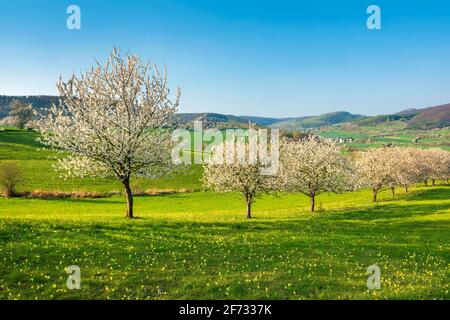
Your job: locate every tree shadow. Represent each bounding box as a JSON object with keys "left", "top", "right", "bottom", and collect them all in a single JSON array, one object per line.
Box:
[
  {"left": 328, "top": 202, "right": 449, "bottom": 222},
  {"left": 402, "top": 187, "right": 450, "bottom": 201},
  {"left": 0, "top": 130, "right": 42, "bottom": 148}
]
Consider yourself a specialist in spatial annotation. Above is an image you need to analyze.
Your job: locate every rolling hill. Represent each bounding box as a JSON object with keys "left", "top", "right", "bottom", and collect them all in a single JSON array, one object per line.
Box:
[
  {"left": 353, "top": 103, "right": 450, "bottom": 129},
  {"left": 269, "top": 111, "right": 365, "bottom": 129},
  {"left": 175, "top": 113, "right": 251, "bottom": 128},
  {"left": 176, "top": 111, "right": 365, "bottom": 129},
  {"left": 407, "top": 103, "right": 450, "bottom": 129},
  {"left": 239, "top": 116, "right": 296, "bottom": 126}
]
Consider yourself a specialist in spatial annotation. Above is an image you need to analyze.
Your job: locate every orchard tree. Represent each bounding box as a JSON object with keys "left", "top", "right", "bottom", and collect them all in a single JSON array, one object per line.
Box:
[
  {"left": 410, "top": 149, "right": 449, "bottom": 186},
  {"left": 427, "top": 149, "right": 450, "bottom": 185},
  {"left": 355, "top": 147, "right": 397, "bottom": 202},
  {"left": 383, "top": 147, "right": 419, "bottom": 195},
  {"left": 203, "top": 142, "right": 280, "bottom": 219},
  {"left": 9, "top": 99, "right": 33, "bottom": 129},
  {"left": 36, "top": 48, "right": 180, "bottom": 218},
  {"left": 410, "top": 149, "right": 434, "bottom": 186},
  {"left": 280, "top": 136, "right": 353, "bottom": 212},
  {"left": 393, "top": 147, "right": 422, "bottom": 193}
]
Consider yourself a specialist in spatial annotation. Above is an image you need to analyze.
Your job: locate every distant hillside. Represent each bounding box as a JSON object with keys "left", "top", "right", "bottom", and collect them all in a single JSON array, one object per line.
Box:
[
  {"left": 239, "top": 116, "right": 296, "bottom": 126},
  {"left": 353, "top": 113, "right": 416, "bottom": 126},
  {"left": 0, "top": 95, "right": 58, "bottom": 117},
  {"left": 408, "top": 103, "right": 450, "bottom": 129},
  {"left": 269, "top": 111, "right": 364, "bottom": 129},
  {"left": 176, "top": 112, "right": 364, "bottom": 129},
  {"left": 353, "top": 103, "right": 450, "bottom": 129},
  {"left": 1, "top": 95, "right": 448, "bottom": 130},
  {"left": 176, "top": 113, "right": 251, "bottom": 128}
]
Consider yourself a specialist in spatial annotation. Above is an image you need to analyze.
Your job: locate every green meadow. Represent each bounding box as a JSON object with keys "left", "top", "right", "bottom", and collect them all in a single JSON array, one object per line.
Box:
[
  {"left": 319, "top": 123, "right": 450, "bottom": 150},
  {"left": 0, "top": 128, "right": 449, "bottom": 299}
]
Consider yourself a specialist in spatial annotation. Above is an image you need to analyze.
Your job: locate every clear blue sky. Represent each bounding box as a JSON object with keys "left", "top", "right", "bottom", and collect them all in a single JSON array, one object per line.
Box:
[{"left": 1, "top": 0, "right": 450, "bottom": 117}]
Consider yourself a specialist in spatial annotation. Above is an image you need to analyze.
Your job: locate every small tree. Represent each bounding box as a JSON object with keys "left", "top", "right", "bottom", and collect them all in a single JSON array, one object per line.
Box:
[
  {"left": 0, "top": 161, "right": 23, "bottom": 197},
  {"left": 427, "top": 149, "right": 450, "bottom": 185},
  {"left": 355, "top": 147, "right": 398, "bottom": 202},
  {"left": 280, "top": 136, "right": 353, "bottom": 212},
  {"left": 410, "top": 149, "right": 434, "bottom": 186},
  {"left": 383, "top": 147, "right": 418, "bottom": 195},
  {"left": 9, "top": 99, "right": 33, "bottom": 129},
  {"left": 36, "top": 48, "right": 180, "bottom": 218},
  {"left": 203, "top": 142, "right": 280, "bottom": 219},
  {"left": 395, "top": 147, "right": 422, "bottom": 193}
]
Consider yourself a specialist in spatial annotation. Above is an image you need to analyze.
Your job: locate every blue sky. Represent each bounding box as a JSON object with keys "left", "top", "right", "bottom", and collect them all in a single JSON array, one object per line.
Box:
[{"left": 1, "top": 0, "right": 450, "bottom": 117}]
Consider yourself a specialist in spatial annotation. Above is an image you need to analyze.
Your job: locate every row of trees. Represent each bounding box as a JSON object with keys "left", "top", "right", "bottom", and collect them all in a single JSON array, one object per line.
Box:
[
  {"left": 355, "top": 147, "right": 450, "bottom": 202},
  {"left": 203, "top": 137, "right": 450, "bottom": 218}
]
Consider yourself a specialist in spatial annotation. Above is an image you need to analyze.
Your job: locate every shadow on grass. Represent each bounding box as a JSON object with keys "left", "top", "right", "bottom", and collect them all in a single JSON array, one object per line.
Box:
[
  {"left": 17, "top": 197, "right": 125, "bottom": 204},
  {"left": 379, "top": 186, "right": 450, "bottom": 203},
  {"left": 403, "top": 186, "right": 450, "bottom": 201},
  {"left": 327, "top": 201, "right": 450, "bottom": 222},
  {"left": 0, "top": 130, "right": 42, "bottom": 148}
]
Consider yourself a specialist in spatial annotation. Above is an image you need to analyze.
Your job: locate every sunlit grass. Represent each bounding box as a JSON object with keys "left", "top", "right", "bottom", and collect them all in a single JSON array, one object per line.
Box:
[
  {"left": 0, "top": 128, "right": 449, "bottom": 300},
  {"left": 0, "top": 186, "right": 449, "bottom": 300}
]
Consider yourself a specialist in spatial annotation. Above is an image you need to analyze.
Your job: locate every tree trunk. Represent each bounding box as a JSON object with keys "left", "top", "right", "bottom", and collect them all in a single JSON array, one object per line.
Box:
[
  {"left": 245, "top": 193, "right": 253, "bottom": 219},
  {"left": 123, "top": 178, "right": 134, "bottom": 218},
  {"left": 391, "top": 187, "right": 395, "bottom": 196},
  {"left": 372, "top": 189, "right": 378, "bottom": 202},
  {"left": 424, "top": 180, "right": 428, "bottom": 186},
  {"left": 310, "top": 193, "right": 315, "bottom": 212},
  {"left": 432, "top": 179, "right": 435, "bottom": 186},
  {"left": 405, "top": 186, "right": 408, "bottom": 193}
]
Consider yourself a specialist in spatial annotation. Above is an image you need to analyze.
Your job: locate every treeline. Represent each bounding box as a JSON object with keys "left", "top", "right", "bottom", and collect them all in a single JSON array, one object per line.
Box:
[{"left": 354, "top": 113, "right": 416, "bottom": 126}]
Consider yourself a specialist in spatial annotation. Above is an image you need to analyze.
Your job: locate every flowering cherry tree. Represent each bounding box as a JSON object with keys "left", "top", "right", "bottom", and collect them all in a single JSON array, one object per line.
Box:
[
  {"left": 390, "top": 147, "right": 421, "bottom": 193},
  {"left": 426, "top": 149, "right": 450, "bottom": 185},
  {"left": 408, "top": 148, "right": 449, "bottom": 186},
  {"left": 202, "top": 142, "right": 280, "bottom": 219},
  {"left": 355, "top": 147, "right": 400, "bottom": 202},
  {"left": 36, "top": 48, "right": 180, "bottom": 218},
  {"left": 280, "top": 136, "right": 353, "bottom": 212}
]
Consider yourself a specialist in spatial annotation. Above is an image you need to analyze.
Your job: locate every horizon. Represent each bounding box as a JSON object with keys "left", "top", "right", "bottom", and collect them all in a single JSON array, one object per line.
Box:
[
  {"left": 1, "top": 94, "right": 446, "bottom": 119},
  {"left": 2, "top": 0, "right": 450, "bottom": 117}
]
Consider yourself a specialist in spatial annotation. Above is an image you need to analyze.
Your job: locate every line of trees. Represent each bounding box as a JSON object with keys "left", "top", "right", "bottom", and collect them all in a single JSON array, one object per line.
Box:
[
  {"left": 203, "top": 137, "right": 450, "bottom": 217},
  {"left": 355, "top": 147, "right": 450, "bottom": 201}
]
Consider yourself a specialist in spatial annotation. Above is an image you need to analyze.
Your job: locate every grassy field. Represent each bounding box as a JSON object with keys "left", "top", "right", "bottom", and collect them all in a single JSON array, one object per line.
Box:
[
  {"left": 0, "top": 128, "right": 449, "bottom": 300},
  {"left": 1, "top": 187, "right": 449, "bottom": 299},
  {"left": 0, "top": 129, "right": 202, "bottom": 192}
]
